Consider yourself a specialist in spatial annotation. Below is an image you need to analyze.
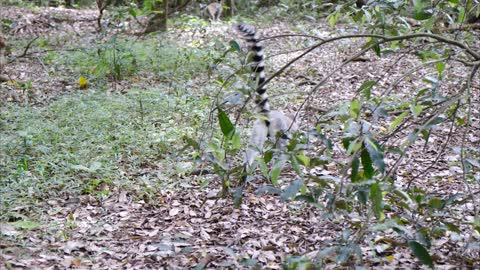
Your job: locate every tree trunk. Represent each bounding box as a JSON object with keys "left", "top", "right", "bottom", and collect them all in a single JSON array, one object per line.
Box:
[
  {"left": 224, "top": 0, "right": 235, "bottom": 17},
  {"left": 96, "top": 0, "right": 112, "bottom": 32},
  {"left": 0, "top": 31, "right": 7, "bottom": 82},
  {"left": 144, "top": 0, "right": 168, "bottom": 34}
]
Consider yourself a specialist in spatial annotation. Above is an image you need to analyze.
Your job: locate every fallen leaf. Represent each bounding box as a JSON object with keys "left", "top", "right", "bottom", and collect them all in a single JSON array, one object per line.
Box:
[
  {"left": 78, "top": 75, "right": 88, "bottom": 89},
  {"left": 169, "top": 208, "right": 180, "bottom": 216}
]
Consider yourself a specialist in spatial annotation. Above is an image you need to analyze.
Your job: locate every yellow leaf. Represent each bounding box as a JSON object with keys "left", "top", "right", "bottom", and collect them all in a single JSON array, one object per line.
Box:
[
  {"left": 79, "top": 76, "right": 88, "bottom": 89},
  {"left": 6, "top": 80, "right": 18, "bottom": 86},
  {"left": 386, "top": 255, "right": 394, "bottom": 261}
]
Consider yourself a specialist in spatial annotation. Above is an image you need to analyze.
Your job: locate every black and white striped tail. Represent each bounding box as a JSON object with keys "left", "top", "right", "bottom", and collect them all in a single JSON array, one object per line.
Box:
[{"left": 235, "top": 23, "right": 271, "bottom": 116}]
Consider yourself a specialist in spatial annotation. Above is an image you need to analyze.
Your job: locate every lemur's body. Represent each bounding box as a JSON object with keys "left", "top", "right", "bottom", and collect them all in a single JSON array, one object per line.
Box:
[
  {"left": 200, "top": 1, "right": 223, "bottom": 21},
  {"left": 235, "top": 23, "right": 298, "bottom": 172}
]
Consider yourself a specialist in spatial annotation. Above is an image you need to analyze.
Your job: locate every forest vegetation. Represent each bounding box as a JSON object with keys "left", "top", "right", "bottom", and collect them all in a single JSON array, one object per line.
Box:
[{"left": 0, "top": 0, "right": 479, "bottom": 269}]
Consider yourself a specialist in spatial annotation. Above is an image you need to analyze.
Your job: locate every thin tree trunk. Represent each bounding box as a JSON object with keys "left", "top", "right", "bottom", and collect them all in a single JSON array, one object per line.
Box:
[
  {"left": 96, "top": 0, "right": 112, "bottom": 32},
  {"left": 0, "top": 31, "right": 7, "bottom": 82},
  {"left": 225, "top": 0, "right": 234, "bottom": 17}
]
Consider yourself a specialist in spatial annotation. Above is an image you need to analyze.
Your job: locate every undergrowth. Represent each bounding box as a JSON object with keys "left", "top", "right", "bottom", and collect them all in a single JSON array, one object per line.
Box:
[
  {"left": 51, "top": 37, "right": 210, "bottom": 86},
  {"left": 0, "top": 89, "right": 208, "bottom": 221}
]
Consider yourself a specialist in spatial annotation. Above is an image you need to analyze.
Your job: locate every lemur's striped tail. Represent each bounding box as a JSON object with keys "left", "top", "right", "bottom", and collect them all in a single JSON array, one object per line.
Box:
[{"left": 235, "top": 23, "right": 270, "bottom": 116}]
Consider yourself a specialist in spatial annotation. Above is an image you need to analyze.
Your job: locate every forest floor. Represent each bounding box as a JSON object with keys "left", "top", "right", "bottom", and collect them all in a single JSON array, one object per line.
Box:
[{"left": 1, "top": 5, "right": 479, "bottom": 270}]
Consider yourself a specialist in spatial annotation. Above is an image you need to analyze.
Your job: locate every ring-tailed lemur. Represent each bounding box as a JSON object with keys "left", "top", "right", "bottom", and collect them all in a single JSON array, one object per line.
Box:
[
  {"left": 235, "top": 23, "right": 298, "bottom": 172},
  {"left": 200, "top": 1, "right": 223, "bottom": 21}
]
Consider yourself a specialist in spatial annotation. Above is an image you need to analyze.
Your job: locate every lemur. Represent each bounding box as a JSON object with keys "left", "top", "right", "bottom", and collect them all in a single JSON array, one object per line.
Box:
[
  {"left": 235, "top": 23, "right": 298, "bottom": 174},
  {"left": 200, "top": 1, "right": 223, "bottom": 21}
]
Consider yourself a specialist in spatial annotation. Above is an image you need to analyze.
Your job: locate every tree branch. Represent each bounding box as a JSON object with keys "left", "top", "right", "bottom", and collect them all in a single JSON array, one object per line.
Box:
[{"left": 258, "top": 32, "right": 479, "bottom": 92}]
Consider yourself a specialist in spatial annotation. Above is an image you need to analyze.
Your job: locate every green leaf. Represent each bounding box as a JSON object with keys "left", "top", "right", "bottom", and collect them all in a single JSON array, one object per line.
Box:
[
  {"left": 358, "top": 81, "right": 376, "bottom": 100},
  {"left": 229, "top": 40, "right": 241, "bottom": 52},
  {"left": 218, "top": 110, "right": 234, "bottom": 137},
  {"left": 364, "top": 136, "right": 385, "bottom": 174},
  {"left": 349, "top": 100, "right": 360, "bottom": 118},
  {"left": 295, "top": 153, "right": 310, "bottom": 167},
  {"left": 457, "top": 6, "right": 465, "bottom": 23},
  {"left": 408, "top": 240, "right": 433, "bottom": 268},
  {"left": 412, "top": 11, "right": 432, "bottom": 20},
  {"left": 371, "top": 218, "right": 401, "bottom": 231},
  {"left": 456, "top": 116, "right": 466, "bottom": 125},
  {"left": 129, "top": 8, "right": 137, "bottom": 18},
  {"left": 421, "top": 128, "right": 431, "bottom": 143},
  {"left": 231, "top": 131, "right": 241, "bottom": 149},
  {"left": 428, "top": 197, "right": 444, "bottom": 209},
  {"left": 257, "top": 158, "right": 269, "bottom": 179},
  {"left": 337, "top": 246, "right": 352, "bottom": 264},
  {"left": 442, "top": 222, "right": 461, "bottom": 233},
  {"left": 412, "top": 2, "right": 433, "bottom": 21},
  {"left": 281, "top": 179, "right": 304, "bottom": 201},
  {"left": 342, "top": 137, "right": 355, "bottom": 150},
  {"left": 424, "top": 16, "right": 435, "bottom": 30},
  {"left": 351, "top": 157, "right": 360, "bottom": 182},
  {"left": 370, "top": 182, "right": 385, "bottom": 221},
  {"left": 199, "top": 179, "right": 210, "bottom": 188},
  {"left": 357, "top": 189, "right": 368, "bottom": 204},
  {"left": 372, "top": 43, "right": 381, "bottom": 57},
  {"left": 328, "top": 11, "right": 340, "bottom": 27},
  {"left": 270, "top": 159, "right": 286, "bottom": 186},
  {"left": 290, "top": 154, "right": 302, "bottom": 176},
  {"left": 436, "top": 62, "right": 445, "bottom": 73},
  {"left": 393, "top": 189, "right": 413, "bottom": 202},
  {"left": 182, "top": 135, "right": 200, "bottom": 149},
  {"left": 417, "top": 228, "right": 432, "bottom": 248},
  {"left": 361, "top": 144, "right": 374, "bottom": 179},
  {"left": 447, "top": 0, "right": 460, "bottom": 6},
  {"left": 295, "top": 194, "right": 316, "bottom": 203},
  {"left": 347, "top": 139, "right": 362, "bottom": 155},
  {"left": 255, "top": 185, "right": 281, "bottom": 196},
  {"left": 252, "top": 114, "right": 269, "bottom": 121},
  {"left": 425, "top": 117, "right": 445, "bottom": 129},
  {"left": 388, "top": 111, "right": 409, "bottom": 132},
  {"left": 263, "top": 150, "right": 274, "bottom": 163},
  {"left": 410, "top": 104, "right": 423, "bottom": 117}
]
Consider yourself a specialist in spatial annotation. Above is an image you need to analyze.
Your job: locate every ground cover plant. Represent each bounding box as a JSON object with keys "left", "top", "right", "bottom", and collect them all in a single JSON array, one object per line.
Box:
[{"left": 1, "top": 0, "right": 479, "bottom": 269}]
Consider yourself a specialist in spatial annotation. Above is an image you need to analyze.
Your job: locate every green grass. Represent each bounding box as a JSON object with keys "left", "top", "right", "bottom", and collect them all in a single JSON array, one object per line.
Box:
[
  {"left": 0, "top": 89, "right": 209, "bottom": 221},
  {"left": 0, "top": 30, "right": 253, "bottom": 222},
  {"left": 50, "top": 37, "right": 212, "bottom": 86}
]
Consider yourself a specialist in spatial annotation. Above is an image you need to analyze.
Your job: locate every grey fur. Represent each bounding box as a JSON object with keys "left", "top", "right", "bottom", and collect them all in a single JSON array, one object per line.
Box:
[
  {"left": 201, "top": 2, "right": 222, "bottom": 21},
  {"left": 235, "top": 23, "right": 298, "bottom": 171}
]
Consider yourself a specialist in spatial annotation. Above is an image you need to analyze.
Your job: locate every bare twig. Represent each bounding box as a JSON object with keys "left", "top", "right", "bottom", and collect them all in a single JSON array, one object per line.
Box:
[
  {"left": 258, "top": 33, "right": 479, "bottom": 92},
  {"left": 435, "top": 23, "right": 480, "bottom": 32},
  {"left": 18, "top": 36, "right": 39, "bottom": 58},
  {"left": 459, "top": 64, "right": 480, "bottom": 253},
  {"left": 406, "top": 100, "right": 460, "bottom": 189},
  {"left": 262, "top": 34, "right": 325, "bottom": 42},
  {"left": 371, "top": 57, "right": 450, "bottom": 115}
]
